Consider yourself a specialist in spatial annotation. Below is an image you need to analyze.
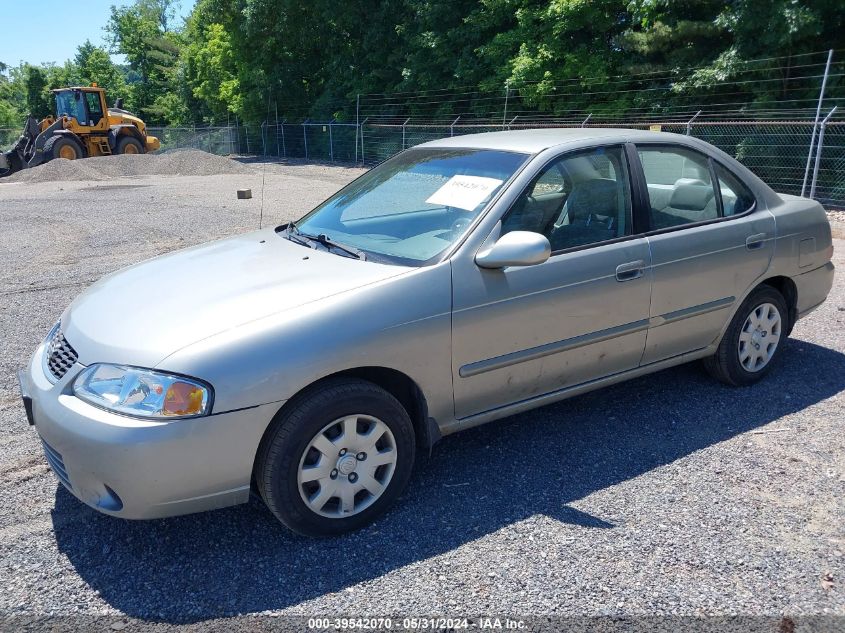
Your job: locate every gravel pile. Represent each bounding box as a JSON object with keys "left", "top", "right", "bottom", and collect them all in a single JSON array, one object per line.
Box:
[
  {"left": 5, "top": 157, "right": 107, "bottom": 183},
  {"left": 6, "top": 149, "right": 252, "bottom": 183}
]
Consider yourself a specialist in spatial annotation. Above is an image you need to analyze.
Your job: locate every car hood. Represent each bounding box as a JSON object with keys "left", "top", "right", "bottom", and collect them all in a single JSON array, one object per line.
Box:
[{"left": 62, "top": 228, "right": 408, "bottom": 368}]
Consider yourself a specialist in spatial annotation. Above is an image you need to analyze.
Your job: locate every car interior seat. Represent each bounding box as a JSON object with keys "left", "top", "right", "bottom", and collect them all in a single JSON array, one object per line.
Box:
[
  {"left": 549, "top": 178, "right": 621, "bottom": 250},
  {"left": 651, "top": 181, "right": 717, "bottom": 229}
]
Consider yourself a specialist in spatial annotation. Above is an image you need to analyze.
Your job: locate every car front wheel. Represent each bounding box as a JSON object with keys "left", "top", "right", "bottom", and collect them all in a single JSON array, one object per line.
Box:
[
  {"left": 255, "top": 378, "right": 416, "bottom": 536},
  {"left": 704, "top": 285, "right": 788, "bottom": 386}
]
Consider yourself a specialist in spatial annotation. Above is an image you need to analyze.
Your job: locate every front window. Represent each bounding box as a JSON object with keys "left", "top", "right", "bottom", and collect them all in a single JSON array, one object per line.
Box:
[
  {"left": 501, "top": 145, "right": 633, "bottom": 251},
  {"left": 54, "top": 91, "right": 86, "bottom": 125},
  {"left": 290, "top": 148, "right": 529, "bottom": 265}
]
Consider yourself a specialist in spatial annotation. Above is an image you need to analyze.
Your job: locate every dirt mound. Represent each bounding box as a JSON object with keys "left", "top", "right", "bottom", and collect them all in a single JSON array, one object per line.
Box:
[
  {"left": 6, "top": 149, "right": 252, "bottom": 183},
  {"left": 6, "top": 158, "right": 107, "bottom": 183}
]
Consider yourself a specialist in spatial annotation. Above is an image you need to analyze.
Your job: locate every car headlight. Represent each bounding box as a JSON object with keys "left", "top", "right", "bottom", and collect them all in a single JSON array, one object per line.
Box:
[{"left": 73, "top": 364, "right": 212, "bottom": 419}]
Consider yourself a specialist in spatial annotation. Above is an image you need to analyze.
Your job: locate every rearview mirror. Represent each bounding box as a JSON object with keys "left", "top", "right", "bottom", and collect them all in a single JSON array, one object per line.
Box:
[{"left": 475, "top": 231, "right": 551, "bottom": 269}]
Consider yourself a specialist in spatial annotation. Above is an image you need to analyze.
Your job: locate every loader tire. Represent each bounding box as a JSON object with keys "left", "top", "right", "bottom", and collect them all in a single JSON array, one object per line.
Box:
[
  {"left": 116, "top": 136, "right": 145, "bottom": 155},
  {"left": 44, "top": 136, "right": 84, "bottom": 161}
]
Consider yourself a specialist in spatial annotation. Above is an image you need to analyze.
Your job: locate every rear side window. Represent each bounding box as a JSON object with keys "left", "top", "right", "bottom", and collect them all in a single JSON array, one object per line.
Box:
[
  {"left": 638, "top": 146, "right": 718, "bottom": 230},
  {"left": 714, "top": 162, "right": 755, "bottom": 216}
]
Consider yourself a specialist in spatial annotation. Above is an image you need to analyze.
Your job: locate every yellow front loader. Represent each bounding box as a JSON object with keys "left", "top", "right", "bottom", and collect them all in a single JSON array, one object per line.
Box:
[{"left": 0, "top": 85, "right": 160, "bottom": 177}]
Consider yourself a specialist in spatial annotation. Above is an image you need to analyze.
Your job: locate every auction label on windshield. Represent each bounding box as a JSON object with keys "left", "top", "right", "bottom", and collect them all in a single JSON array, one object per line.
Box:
[{"left": 426, "top": 175, "right": 503, "bottom": 211}]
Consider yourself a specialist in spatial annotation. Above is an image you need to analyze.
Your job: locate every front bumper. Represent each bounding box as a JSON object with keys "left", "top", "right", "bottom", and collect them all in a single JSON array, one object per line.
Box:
[{"left": 22, "top": 344, "right": 278, "bottom": 519}]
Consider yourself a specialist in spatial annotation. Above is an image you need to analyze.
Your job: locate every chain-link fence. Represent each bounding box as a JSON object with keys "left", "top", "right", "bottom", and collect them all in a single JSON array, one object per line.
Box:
[
  {"left": 3, "top": 49, "right": 842, "bottom": 206},
  {"left": 2, "top": 118, "right": 842, "bottom": 209},
  {"left": 139, "top": 118, "right": 845, "bottom": 211}
]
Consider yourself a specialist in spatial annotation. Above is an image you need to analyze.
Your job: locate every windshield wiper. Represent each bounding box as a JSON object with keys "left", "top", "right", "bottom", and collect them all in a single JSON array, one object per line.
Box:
[
  {"left": 287, "top": 222, "right": 366, "bottom": 260},
  {"left": 285, "top": 221, "right": 313, "bottom": 247}
]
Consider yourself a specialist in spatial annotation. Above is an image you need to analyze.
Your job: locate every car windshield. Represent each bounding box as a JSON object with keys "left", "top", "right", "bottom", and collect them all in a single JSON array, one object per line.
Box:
[{"left": 289, "top": 148, "right": 529, "bottom": 265}]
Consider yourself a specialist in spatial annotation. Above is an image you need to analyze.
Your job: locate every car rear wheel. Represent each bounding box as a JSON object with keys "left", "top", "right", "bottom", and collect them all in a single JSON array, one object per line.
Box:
[
  {"left": 255, "top": 378, "right": 416, "bottom": 536},
  {"left": 703, "top": 285, "right": 788, "bottom": 386}
]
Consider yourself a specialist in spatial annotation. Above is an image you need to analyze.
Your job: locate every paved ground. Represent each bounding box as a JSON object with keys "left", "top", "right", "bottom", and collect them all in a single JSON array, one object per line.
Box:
[{"left": 0, "top": 162, "right": 843, "bottom": 624}]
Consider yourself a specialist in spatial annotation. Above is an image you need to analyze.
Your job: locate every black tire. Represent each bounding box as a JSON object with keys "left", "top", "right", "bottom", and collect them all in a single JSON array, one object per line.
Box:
[
  {"left": 255, "top": 378, "right": 416, "bottom": 536},
  {"left": 116, "top": 135, "right": 145, "bottom": 155},
  {"left": 44, "top": 135, "right": 84, "bottom": 161},
  {"left": 703, "top": 285, "right": 789, "bottom": 386}
]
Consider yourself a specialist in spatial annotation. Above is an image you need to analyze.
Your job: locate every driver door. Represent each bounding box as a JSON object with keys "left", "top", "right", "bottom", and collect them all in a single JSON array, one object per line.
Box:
[{"left": 451, "top": 144, "right": 653, "bottom": 419}]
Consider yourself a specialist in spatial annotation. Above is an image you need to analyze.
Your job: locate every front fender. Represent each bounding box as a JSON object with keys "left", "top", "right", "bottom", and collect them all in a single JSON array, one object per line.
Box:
[{"left": 154, "top": 263, "right": 455, "bottom": 425}]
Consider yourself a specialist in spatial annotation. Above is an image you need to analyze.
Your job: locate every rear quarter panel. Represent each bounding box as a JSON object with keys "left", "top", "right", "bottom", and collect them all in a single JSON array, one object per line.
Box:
[{"left": 767, "top": 194, "right": 834, "bottom": 315}]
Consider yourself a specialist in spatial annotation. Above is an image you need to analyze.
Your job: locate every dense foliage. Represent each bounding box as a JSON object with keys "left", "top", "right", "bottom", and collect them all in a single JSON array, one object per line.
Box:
[{"left": 0, "top": 0, "right": 842, "bottom": 127}]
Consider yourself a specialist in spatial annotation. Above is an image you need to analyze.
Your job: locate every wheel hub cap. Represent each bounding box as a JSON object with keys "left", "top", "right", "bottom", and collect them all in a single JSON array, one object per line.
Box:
[
  {"left": 297, "top": 414, "right": 398, "bottom": 518},
  {"left": 738, "top": 302, "right": 782, "bottom": 372},
  {"left": 336, "top": 454, "right": 357, "bottom": 475}
]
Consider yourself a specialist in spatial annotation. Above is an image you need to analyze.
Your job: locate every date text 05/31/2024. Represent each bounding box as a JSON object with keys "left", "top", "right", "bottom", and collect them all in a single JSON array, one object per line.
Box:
[{"left": 306, "top": 617, "right": 527, "bottom": 630}]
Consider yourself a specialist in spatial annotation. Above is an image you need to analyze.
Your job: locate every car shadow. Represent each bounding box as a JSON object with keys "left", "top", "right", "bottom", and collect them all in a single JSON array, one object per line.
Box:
[{"left": 51, "top": 339, "right": 845, "bottom": 622}]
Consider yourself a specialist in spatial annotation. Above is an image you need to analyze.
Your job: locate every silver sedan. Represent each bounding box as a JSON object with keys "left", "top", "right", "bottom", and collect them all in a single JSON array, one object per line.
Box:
[{"left": 20, "top": 129, "right": 834, "bottom": 536}]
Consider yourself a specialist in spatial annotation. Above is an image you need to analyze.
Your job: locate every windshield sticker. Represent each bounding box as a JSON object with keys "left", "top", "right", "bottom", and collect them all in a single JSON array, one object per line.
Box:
[{"left": 426, "top": 175, "right": 504, "bottom": 211}]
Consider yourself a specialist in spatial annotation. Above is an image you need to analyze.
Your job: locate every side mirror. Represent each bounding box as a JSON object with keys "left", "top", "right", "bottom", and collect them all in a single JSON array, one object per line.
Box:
[{"left": 475, "top": 231, "right": 551, "bottom": 269}]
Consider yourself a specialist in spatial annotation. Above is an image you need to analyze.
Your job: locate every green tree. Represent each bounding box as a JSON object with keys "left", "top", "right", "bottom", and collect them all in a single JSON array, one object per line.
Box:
[
  {"left": 23, "top": 65, "right": 51, "bottom": 118},
  {"left": 74, "top": 40, "right": 129, "bottom": 107},
  {"left": 184, "top": 22, "right": 240, "bottom": 121},
  {"left": 107, "top": 0, "right": 185, "bottom": 122},
  {"left": 0, "top": 62, "right": 22, "bottom": 128}
]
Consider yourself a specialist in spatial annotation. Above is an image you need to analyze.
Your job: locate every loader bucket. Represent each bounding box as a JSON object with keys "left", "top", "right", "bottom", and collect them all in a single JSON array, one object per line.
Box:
[{"left": 0, "top": 150, "right": 22, "bottom": 178}]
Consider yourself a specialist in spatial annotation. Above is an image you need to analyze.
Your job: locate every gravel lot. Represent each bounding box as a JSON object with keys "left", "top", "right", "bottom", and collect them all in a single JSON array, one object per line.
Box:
[{"left": 0, "top": 156, "right": 843, "bottom": 626}]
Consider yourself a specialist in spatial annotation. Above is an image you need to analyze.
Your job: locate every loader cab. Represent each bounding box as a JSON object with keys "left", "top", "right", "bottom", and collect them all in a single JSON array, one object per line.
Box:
[{"left": 52, "top": 87, "right": 109, "bottom": 132}]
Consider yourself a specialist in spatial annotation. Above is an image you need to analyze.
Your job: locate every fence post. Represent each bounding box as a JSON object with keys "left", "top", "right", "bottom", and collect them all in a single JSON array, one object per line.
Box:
[
  {"left": 581, "top": 113, "right": 592, "bottom": 128},
  {"left": 245, "top": 124, "right": 250, "bottom": 154},
  {"left": 802, "top": 49, "right": 834, "bottom": 197},
  {"left": 355, "top": 94, "right": 360, "bottom": 165},
  {"left": 329, "top": 121, "right": 334, "bottom": 162},
  {"left": 360, "top": 117, "right": 368, "bottom": 164},
  {"left": 685, "top": 110, "right": 702, "bottom": 136},
  {"left": 402, "top": 117, "right": 410, "bottom": 150},
  {"left": 234, "top": 115, "right": 240, "bottom": 155},
  {"left": 450, "top": 116, "right": 460, "bottom": 137},
  {"left": 261, "top": 121, "right": 266, "bottom": 157},
  {"left": 274, "top": 101, "right": 280, "bottom": 157},
  {"left": 303, "top": 120, "right": 308, "bottom": 160},
  {"left": 810, "top": 106, "right": 837, "bottom": 200},
  {"left": 502, "top": 82, "right": 509, "bottom": 130},
  {"left": 280, "top": 119, "right": 286, "bottom": 158}
]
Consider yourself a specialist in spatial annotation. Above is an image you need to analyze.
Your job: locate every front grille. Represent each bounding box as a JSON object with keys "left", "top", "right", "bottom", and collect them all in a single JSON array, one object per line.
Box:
[
  {"left": 41, "top": 439, "right": 72, "bottom": 490},
  {"left": 45, "top": 327, "right": 78, "bottom": 380}
]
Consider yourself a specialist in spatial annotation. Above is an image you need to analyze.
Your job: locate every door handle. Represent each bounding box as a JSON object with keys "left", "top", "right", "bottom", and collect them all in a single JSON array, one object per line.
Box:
[
  {"left": 615, "top": 260, "right": 645, "bottom": 282},
  {"left": 746, "top": 233, "right": 767, "bottom": 250}
]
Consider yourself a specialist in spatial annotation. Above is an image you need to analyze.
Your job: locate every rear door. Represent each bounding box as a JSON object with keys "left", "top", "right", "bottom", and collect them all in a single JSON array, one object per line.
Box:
[{"left": 634, "top": 144, "right": 775, "bottom": 365}]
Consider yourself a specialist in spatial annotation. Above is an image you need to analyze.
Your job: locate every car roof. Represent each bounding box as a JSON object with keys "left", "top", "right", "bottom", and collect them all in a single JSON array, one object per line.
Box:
[{"left": 418, "top": 127, "right": 688, "bottom": 154}]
